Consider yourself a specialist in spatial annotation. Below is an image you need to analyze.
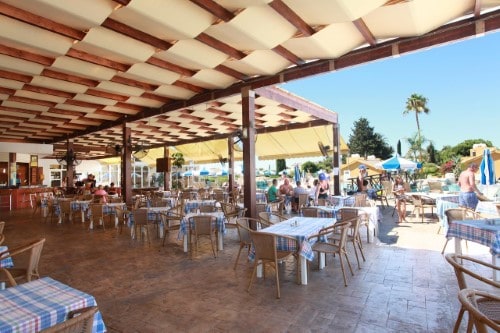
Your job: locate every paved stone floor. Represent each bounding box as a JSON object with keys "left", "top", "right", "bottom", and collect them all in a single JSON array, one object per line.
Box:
[{"left": 0, "top": 204, "right": 496, "bottom": 332}]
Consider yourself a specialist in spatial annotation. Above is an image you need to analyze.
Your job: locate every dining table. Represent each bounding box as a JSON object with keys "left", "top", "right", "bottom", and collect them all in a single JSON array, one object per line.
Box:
[
  {"left": 88, "top": 202, "right": 126, "bottom": 230},
  {"left": 329, "top": 195, "right": 355, "bottom": 207},
  {"left": 446, "top": 218, "right": 500, "bottom": 281},
  {"left": 178, "top": 211, "right": 226, "bottom": 252},
  {"left": 254, "top": 217, "right": 336, "bottom": 285},
  {"left": 0, "top": 277, "right": 106, "bottom": 332},
  {"left": 310, "top": 205, "right": 380, "bottom": 242},
  {"left": 183, "top": 199, "right": 217, "bottom": 214}
]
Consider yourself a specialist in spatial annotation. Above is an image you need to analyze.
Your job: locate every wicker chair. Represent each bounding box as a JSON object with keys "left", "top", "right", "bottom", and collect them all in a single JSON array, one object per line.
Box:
[
  {"left": 457, "top": 289, "right": 500, "bottom": 333},
  {"left": 219, "top": 201, "right": 244, "bottom": 229},
  {"left": 189, "top": 215, "right": 217, "bottom": 258},
  {"left": 441, "top": 208, "right": 481, "bottom": 254},
  {"left": 132, "top": 208, "right": 152, "bottom": 244},
  {"left": 0, "top": 220, "right": 4, "bottom": 234},
  {"left": 333, "top": 209, "right": 366, "bottom": 269},
  {"left": 301, "top": 207, "right": 320, "bottom": 217},
  {"left": 0, "top": 238, "right": 46, "bottom": 287},
  {"left": 40, "top": 306, "right": 98, "bottom": 333},
  {"left": 411, "top": 194, "right": 436, "bottom": 222},
  {"left": 234, "top": 218, "right": 267, "bottom": 270},
  {"left": 309, "top": 221, "right": 354, "bottom": 287},
  {"left": 247, "top": 230, "right": 299, "bottom": 299},
  {"left": 199, "top": 204, "right": 217, "bottom": 213},
  {"left": 445, "top": 253, "right": 500, "bottom": 332},
  {"left": 258, "top": 212, "right": 287, "bottom": 226},
  {"left": 160, "top": 204, "right": 184, "bottom": 247}
]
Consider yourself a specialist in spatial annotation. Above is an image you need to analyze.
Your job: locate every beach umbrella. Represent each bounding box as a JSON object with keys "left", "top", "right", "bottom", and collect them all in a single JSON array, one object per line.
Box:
[
  {"left": 480, "top": 148, "right": 495, "bottom": 185},
  {"left": 199, "top": 168, "right": 209, "bottom": 176},
  {"left": 294, "top": 165, "right": 301, "bottom": 183},
  {"left": 377, "top": 155, "right": 420, "bottom": 171},
  {"left": 182, "top": 170, "right": 193, "bottom": 177}
]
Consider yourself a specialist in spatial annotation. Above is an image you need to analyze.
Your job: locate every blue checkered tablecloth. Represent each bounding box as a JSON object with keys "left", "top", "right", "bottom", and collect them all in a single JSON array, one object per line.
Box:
[
  {"left": 0, "top": 277, "right": 106, "bottom": 332},
  {"left": 446, "top": 219, "right": 500, "bottom": 255},
  {"left": 0, "top": 246, "right": 13, "bottom": 268},
  {"left": 177, "top": 212, "right": 226, "bottom": 240},
  {"left": 252, "top": 217, "right": 335, "bottom": 261},
  {"left": 183, "top": 200, "right": 217, "bottom": 214}
]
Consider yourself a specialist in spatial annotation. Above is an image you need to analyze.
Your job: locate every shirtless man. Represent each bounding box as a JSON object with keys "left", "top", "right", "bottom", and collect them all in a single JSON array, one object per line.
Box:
[{"left": 457, "top": 163, "right": 483, "bottom": 209}]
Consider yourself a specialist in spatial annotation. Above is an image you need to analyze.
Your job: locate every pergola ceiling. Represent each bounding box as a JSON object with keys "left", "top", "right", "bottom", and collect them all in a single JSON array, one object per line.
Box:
[{"left": 0, "top": 0, "right": 499, "bottom": 159}]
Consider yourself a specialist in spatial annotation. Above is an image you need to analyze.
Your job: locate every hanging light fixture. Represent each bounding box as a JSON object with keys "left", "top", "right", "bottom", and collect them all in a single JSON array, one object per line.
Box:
[{"left": 56, "top": 148, "right": 81, "bottom": 166}]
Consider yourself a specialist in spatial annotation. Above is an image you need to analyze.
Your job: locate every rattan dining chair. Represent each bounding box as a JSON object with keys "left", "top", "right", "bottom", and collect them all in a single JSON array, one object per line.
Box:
[
  {"left": 234, "top": 217, "right": 267, "bottom": 270},
  {"left": 457, "top": 289, "right": 500, "bottom": 333},
  {"left": 309, "top": 220, "right": 354, "bottom": 287},
  {"left": 301, "top": 207, "right": 320, "bottom": 217},
  {"left": 258, "top": 212, "right": 287, "bottom": 227},
  {"left": 445, "top": 253, "right": 500, "bottom": 333},
  {"left": 247, "top": 230, "right": 299, "bottom": 299},
  {"left": 441, "top": 208, "right": 481, "bottom": 254},
  {"left": 0, "top": 238, "right": 46, "bottom": 287},
  {"left": 199, "top": 204, "right": 218, "bottom": 213},
  {"left": 189, "top": 215, "right": 217, "bottom": 258},
  {"left": 0, "top": 220, "right": 4, "bottom": 234},
  {"left": 40, "top": 306, "right": 98, "bottom": 333},
  {"left": 411, "top": 194, "right": 436, "bottom": 222}
]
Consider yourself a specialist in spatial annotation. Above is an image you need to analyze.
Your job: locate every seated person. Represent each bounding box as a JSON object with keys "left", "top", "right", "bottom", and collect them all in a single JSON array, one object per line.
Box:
[
  {"left": 107, "top": 182, "right": 117, "bottom": 196},
  {"left": 267, "top": 179, "right": 279, "bottom": 202},
  {"left": 292, "top": 181, "right": 309, "bottom": 212},
  {"left": 279, "top": 178, "right": 294, "bottom": 206},
  {"left": 93, "top": 185, "right": 108, "bottom": 203}
]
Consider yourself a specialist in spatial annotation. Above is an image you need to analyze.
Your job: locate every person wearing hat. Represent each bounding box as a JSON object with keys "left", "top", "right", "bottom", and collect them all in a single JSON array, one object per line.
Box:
[
  {"left": 458, "top": 162, "right": 483, "bottom": 209},
  {"left": 315, "top": 172, "right": 330, "bottom": 204}
]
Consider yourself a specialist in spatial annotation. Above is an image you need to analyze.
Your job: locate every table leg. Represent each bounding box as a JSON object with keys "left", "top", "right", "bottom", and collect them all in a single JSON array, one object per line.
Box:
[
  {"left": 217, "top": 232, "right": 224, "bottom": 251},
  {"left": 493, "top": 255, "right": 499, "bottom": 282},
  {"left": 300, "top": 256, "right": 307, "bottom": 285},
  {"left": 183, "top": 234, "right": 188, "bottom": 252},
  {"left": 81, "top": 211, "right": 85, "bottom": 223},
  {"left": 454, "top": 237, "right": 463, "bottom": 256},
  {"left": 256, "top": 260, "right": 263, "bottom": 277}
]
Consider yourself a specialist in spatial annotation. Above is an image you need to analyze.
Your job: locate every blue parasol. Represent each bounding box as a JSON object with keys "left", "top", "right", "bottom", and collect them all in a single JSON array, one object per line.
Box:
[
  {"left": 480, "top": 148, "right": 495, "bottom": 185},
  {"left": 199, "top": 168, "right": 209, "bottom": 176},
  {"left": 377, "top": 155, "right": 420, "bottom": 171},
  {"left": 294, "top": 165, "right": 301, "bottom": 183}
]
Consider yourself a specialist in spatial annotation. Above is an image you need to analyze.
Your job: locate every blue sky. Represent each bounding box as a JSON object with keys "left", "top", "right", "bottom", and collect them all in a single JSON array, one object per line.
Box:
[{"left": 280, "top": 31, "right": 500, "bottom": 156}]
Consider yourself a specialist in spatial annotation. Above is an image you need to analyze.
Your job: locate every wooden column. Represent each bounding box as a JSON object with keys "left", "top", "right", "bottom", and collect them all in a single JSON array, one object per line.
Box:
[
  {"left": 241, "top": 87, "right": 256, "bottom": 218},
  {"left": 333, "top": 123, "right": 340, "bottom": 195},
  {"left": 163, "top": 146, "right": 170, "bottom": 190},
  {"left": 66, "top": 141, "right": 74, "bottom": 188},
  {"left": 122, "top": 126, "right": 132, "bottom": 206}
]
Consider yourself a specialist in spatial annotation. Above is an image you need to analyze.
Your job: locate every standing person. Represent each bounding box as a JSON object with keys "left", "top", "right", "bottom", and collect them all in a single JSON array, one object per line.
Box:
[
  {"left": 309, "top": 179, "right": 319, "bottom": 205},
  {"left": 315, "top": 173, "right": 330, "bottom": 204},
  {"left": 267, "top": 179, "right": 279, "bottom": 202},
  {"left": 393, "top": 176, "right": 408, "bottom": 223},
  {"left": 458, "top": 163, "right": 483, "bottom": 209},
  {"left": 356, "top": 165, "right": 368, "bottom": 192}
]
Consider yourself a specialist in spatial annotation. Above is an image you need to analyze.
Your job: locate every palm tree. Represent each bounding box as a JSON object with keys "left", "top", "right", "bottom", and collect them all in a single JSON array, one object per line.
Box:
[
  {"left": 405, "top": 133, "right": 428, "bottom": 162},
  {"left": 403, "top": 93, "right": 430, "bottom": 161}
]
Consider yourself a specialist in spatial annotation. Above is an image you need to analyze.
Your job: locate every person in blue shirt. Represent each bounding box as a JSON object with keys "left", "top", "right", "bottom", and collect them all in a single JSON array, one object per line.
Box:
[{"left": 267, "top": 179, "right": 279, "bottom": 202}]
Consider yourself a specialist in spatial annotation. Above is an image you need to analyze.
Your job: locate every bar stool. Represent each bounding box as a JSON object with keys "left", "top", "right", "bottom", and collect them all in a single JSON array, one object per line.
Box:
[{"left": 0, "top": 189, "right": 12, "bottom": 211}]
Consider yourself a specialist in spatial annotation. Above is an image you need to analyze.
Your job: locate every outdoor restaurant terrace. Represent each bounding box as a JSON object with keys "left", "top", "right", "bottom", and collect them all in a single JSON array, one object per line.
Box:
[{"left": 1, "top": 1, "right": 500, "bottom": 332}]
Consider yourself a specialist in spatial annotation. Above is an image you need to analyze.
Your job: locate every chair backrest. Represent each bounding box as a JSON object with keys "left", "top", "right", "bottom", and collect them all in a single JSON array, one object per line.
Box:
[
  {"left": 381, "top": 180, "right": 393, "bottom": 196},
  {"left": 249, "top": 231, "right": 277, "bottom": 262},
  {"left": 89, "top": 203, "right": 104, "bottom": 219},
  {"left": 444, "top": 253, "right": 500, "bottom": 291},
  {"left": 458, "top": 289, "right": 500, "bottom": 333},
  {"left": 301, "top": 207, "right": 319, "bottom": 217},
  {"left": 60, "top": 200, "right": 71, "bottom": 214},
  {"left": 0, "top": 221, "right": 5, "bottom": 234},
  {"left": 40, "top": 306, "right": 98, "bottom": 333},
  {"left": 258, "top": 212, "right": 285, "bottom": 227},
  {"left": 444, "top": 208, "right": 468, "bottom": 227},
  {"left": 353, "top": 193, "right": 368, "bottom": 207},
  {"left": 428, "top": 181, "right": 443, "bottom": 193},
  {"left": 236, "top": 218, "right": 259, "bottom": 245},
  {"left": 256, "top": 203, "right": 268, "bottom": 214},
  {"left": 199, "top": 204, "right": 217, "bottom": 213},
  {"left": 317, "top": 198, "right": 327, "bottom": 206},
  {"left": 190, "top": 215, "right": 215, "bottom": 236},
  {"left": 93, "top": 194, "right": 107, "bottom": 203},
  {"left": 331, "top": 220, "right": 352, "bottom": 249},
  {"left": 132, "top": 208, "right": 149, "bottom": 226},
  {"left": 337, "top": 207, "right": 358, "bottom": 222},
  {"left": 297, "top": 193, "right": 309, "bottom": 210},
  {"left": 0, "top": 233, "right": 4, "bottom": 245}
]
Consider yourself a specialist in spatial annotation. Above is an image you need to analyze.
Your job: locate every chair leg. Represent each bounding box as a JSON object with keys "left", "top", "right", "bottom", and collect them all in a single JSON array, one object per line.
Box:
[
  {"left": 452, "top": 306, "right": 465, "bottom": 333},
  {"left": 233, "top": 244, "right": 244, "bottom": 270},
  {"left": 274, "top": 261, "right": 280, "bottom": 299},
  {"left": 441, "top": 238, "right": 449, "bottom": 254}
]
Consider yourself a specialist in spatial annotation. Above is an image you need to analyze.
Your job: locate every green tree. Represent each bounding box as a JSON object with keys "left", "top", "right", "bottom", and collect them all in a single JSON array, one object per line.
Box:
[
  {"left": 403, "top": 93, "right": 430, "bottom": 161},
  {"left": 427, "top": 142, "right": 437, "bottom": 163},
  {"left": 405, "top": 132, "right": 428, "bottom": 161},
  {"left": 348, "top": 117, "right": 393, "bottom": 159},
  {"left": 171, "top": 152, "right": 185, "bottom": 189},
  {"left": 301, "top": 161, "right": 319, "bottom": 174},
  {"left": 317, "top": 156, "right": 333, "bottom": 173},
  {"left": 276, "top": 159, "right": 286, "bottom": 175}
]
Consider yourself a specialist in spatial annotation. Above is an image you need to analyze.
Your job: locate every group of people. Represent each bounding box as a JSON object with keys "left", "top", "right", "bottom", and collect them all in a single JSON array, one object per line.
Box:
[{"left": 267, "top": 172, "right": 331, "bottom": 212}]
